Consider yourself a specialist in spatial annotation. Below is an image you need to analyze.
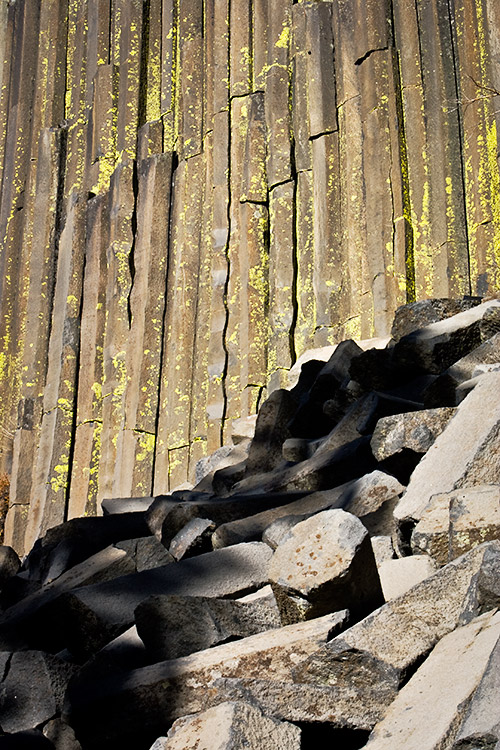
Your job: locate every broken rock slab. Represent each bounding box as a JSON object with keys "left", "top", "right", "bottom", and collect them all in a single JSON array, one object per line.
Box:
[
  {"left": 135, "top": 591, "right": 281, "bottom": 660},
  {"left": 390, "top": 298, "right": 481, "bottom": 342},
  {"left": 395, "top": 371, "right": 500, "bottom": 525},
  {"left": 115, "top": 536, "right": 174, "bottom": 571},
  {"left": 364, "top": 610, "right": 500, "bottom": 750},
  {"left": 168, "top": 517, "right": 215, "bottom": 560},
  {"left": 269, "top": 509, "right": 383, "bottom": 624},
  {"left": 293, "top": 541, "right": 500, "bottom": 687},
  {"left": 411, "top": 485, "right": 500, "bottom": 566},
  {"left": 392, "top": 299, "right": 500, "bottom": 374},
  {"left": 0, "top": 546, "right": 21, "bottom": 586},
  {"left": 370, "top": 407, "right": 456, "bottom": 462},
  {"left": 155, "top": 701, "right": 302, "bottom": 749},
  {"left": 65, "top": 612, "right": 347, "bottom": 749}
]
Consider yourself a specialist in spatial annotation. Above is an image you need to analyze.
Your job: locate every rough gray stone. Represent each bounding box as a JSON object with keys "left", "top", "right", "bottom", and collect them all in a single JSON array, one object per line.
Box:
[
  {"left": 393, "top": 299, "right": 500, "bottom": 374},
  {"left": 269, "top": 509, "right": 383, "bottom": 624},
  {"left": 244, "top": 389, "right": 297, "bottom": 476},
  {"left": 42, "top": 718, "right": 82, "bottom": 750},
  {"left": 452, "top": 635, "right": 500, "bottom": 749},
  {"left": 168, "top": 517, "right": 215, "bottom": 560},
  {"left": 0, "top": 546, "right": 21, "bottom": 586},
  {"left": 364, "top": 611, "right": 500, "bottom": 750},
  {"left": 391, "top": 298, "right": 481, "bottom": 342},
  {"left": 395, "top": 371, "right": 500, "bottom": 524},
  {"left": 160, "top": 701, "right": 302, "bottom": 749},
  {"left": 293, "top": 542, "right": 500, "bottom": 686},
  {"left": 65, "top": 613, "right": 347, "bottom": 747},
  {"left": 0, "top": 651, "right": 77, "bottom": 733},
  {"left": 411, "top": 485, "right": 500, "bottom": 566},
  {"left": 101, "top": 497, "right": 154, "bottom": 515},
  {"left": 115, "top": 536, "right": 174, "bottom": 571},
  {"left": 135, "top": 592, "right": 281, "bottom": 661},
  {"left": 370, "top": 407, "right": 456, "bottom": 462}
]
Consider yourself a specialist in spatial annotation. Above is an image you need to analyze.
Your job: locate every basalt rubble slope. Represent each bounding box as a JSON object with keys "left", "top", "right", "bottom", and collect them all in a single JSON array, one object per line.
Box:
[{"left": 0, "top": 298, "right": 499, "bottom": 748}]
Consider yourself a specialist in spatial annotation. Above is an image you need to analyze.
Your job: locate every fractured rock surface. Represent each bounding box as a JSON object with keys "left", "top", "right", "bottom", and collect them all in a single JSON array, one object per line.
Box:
[{"left": 0, "top": 300, "right": 499, "bottom": 748}]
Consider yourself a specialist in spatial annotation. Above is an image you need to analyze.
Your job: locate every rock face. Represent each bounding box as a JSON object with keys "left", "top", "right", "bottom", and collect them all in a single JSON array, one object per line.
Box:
[
  {"left": 0, "top": 0, "right": 499, "bottom": 555},
  {"left": 0, "top": 301, "right": 498, "bottom": 748}
]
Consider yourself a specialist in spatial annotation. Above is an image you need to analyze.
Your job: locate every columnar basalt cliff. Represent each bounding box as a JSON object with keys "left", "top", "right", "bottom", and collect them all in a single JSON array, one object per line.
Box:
[{"left": 0, "top": 0, "right": 499, "bottom": 554}]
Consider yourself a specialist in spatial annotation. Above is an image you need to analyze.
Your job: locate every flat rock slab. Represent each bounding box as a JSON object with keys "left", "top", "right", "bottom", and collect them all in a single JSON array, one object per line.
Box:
[
  {"left": 411, "top": 485, "right": 500, "bottom": 566},
  {"left": 135, "top": 592, "right": 281, "bottom": 660},
  {"left": 370, "top": 407, "right": 456, "bottom": 462},
  {"left": 294, "top": 541, "right": 500, "bottom": 685},
  {"left": 65, "top": 612, "right": 347, "bottom": 748},
  {"left": 269, "top": 509, "right": 383, "bottom": 623},
  {"left": 364, "top": 610, "right": 500, "bottom": 749},
  {"left": 159, "top": 701, "right": 302, "bottom": 749},
  {"left": 115, "top": 537, "right": 174, "bottom": 571},
  {"left": 378, "top": 555, "right": 437, "bottom": 601},
  {"left": 395, "top": 372, "right": 500, "bottom": 523}
]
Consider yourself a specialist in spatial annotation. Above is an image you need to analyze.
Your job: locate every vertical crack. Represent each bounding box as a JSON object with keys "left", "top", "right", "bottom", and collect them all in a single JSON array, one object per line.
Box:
[
  {"left": 220, "top": 2, "right": 232, "bottom": 446},
  {"left": 446, "top": 0, "right": 472, "bottom": 295},
  {"left": 127, "top": 160, "right": 139, "bottom": 329},
  {"left": 289, "top": 154, "right": 298, "bottom": 366}
]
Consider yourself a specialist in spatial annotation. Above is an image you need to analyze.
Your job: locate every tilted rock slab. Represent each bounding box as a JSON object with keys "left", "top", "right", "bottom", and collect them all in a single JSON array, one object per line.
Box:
[
  {"left": 269, "top": 509, "right": 383, "bottom": 624},
  {"left": 364, "top": 610, "right": 500, "bottom": 749},
  {"left": 370, "top": 406, "right": 456, "bottom": 462},
  {"left": 153, "top": 701, "right": 302, "bottom": 749},
  {"left": 65, "top": 612, "right": 347, "bottom": 749},
  {"left": 395, "top": 371, "right": 500, "bottom": 524}
]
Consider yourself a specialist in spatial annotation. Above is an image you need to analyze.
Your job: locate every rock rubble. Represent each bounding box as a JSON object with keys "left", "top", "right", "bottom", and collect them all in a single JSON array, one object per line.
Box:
[{"left": 0, "top": 298, "right": 499, "bottom": 749}]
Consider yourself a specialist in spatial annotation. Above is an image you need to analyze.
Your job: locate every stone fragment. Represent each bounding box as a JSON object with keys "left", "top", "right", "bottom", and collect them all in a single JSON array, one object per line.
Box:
[
  {"left": 160, "top": 701, "right": 302, "bottom": 749},
  {"left": 370, "top": 407, "right": 456, "bottom": 462},
  {"left": 364, "top": 611, "right": 500, "bottom": 750},
  {"left": 168, "top": 518, "right": 215, "bottom": 560},
  {"left": 65, "top": 613, "right": 347, "bottom": 748},
  {"left": 244, "top": 389, "right": 297, "bottom": 476},
  {"left": 336, "top": 470, "right": 405, "bottom": 518},
  {"left": 0, "top": 650, "right": 76, "bottom": 733},
  {"left": 195, "top": 445, "right": 236, "bottom": 484},
  {"left": 42, "top": 718, "right": 81, "bottom": 750},
  {"left": 216, "top": 671, "right": 395, "bottom": 730},
  {"left": 282, "top": 438, "right": 313, "bottom": 463},
  {"left": 293, "top": 542, "right": 500, "bottom": 687},
  {"left": 212, "top": 479, "right": 357, "bottom": 549},
  {"left": 392, "top": 299, "right": 500, "bottom": 374},
  {"left": 411, "top": 485, "right": 500, "bottom": 566},
  {"left": 452, "top": 636, "right": 500, "bottom": 749},
  {"left": 135, "top": 592, "right": 281, "bottom": 660},
  {"left": 269, "top": 509, "right": 383, "bottom": 624},
  {"left": 391, "top": 298, "right": 481, "bottom": 342},
  {"left": 0, "top": 546, "right": 20, "bottom": 586},
  {"left": 370, "top": 536, "right": 395, "bottom": 566},
  {"left": 378, "top": 555, "right": 437, "bottom": 601},
  {"left": 231, "top": 415, "right": 257, "bottom": 444},
  {"left": 423, "top": 331, "right": 500, "bottom": 407},
  {"left": 115, "top": 537, "right": 174, "bottom": 571},
  {"left": 101, "top": 497, "right": 154, "bottom": 515},
  {"left": 395, "top": 372, "right": 500, "bottom": 524},
  {"left": 263, "top": 516, "right": 307, "bottom": 550}
]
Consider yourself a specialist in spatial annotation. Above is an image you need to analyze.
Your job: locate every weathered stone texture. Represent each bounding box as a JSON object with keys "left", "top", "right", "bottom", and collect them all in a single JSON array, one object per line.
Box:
[{"left": 1, "top": 0, "right": 500, "bottom": 548}]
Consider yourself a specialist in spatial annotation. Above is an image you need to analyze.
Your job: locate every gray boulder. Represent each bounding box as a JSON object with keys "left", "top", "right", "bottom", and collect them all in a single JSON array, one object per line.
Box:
[
  {"left": 269, "top": 509, "right": 383, "bottom": 624},
  {"left": 370, "top": 407, "right": 456, "bottom": 462}
]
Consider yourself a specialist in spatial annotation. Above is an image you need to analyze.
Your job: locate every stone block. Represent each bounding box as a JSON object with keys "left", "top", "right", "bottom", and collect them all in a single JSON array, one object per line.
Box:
[
  {"left": 168, "top": 518, "right": 216, "bottom": 561},
  {"left": 378, "top": 555, "right": 437, "bottom": 601},
  {"left": 269, "top": 509, "right": 383, "bottom": 624},
  {"left": 395, "top": 372, "right": 500, "bottom": 524},
  {"left": 160, "top": 701, "right": 301, "bottom": 749},
  {"left": 411, "top": 485, "right": 500, "bottom": 566},
  {"left": 370, "top": 407, "right": 456, "bottom": 462}
]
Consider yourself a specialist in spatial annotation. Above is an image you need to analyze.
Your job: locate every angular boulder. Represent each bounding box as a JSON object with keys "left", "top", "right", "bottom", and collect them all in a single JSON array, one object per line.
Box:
[{"left": 269, "top": 509, "right": 383, "bottom": 624}]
